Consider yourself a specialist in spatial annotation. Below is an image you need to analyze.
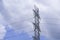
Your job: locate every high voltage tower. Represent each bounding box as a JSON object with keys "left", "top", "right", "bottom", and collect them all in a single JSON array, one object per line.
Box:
[{"left": 33, "top": 5, "right": 41, "bottom": 40}]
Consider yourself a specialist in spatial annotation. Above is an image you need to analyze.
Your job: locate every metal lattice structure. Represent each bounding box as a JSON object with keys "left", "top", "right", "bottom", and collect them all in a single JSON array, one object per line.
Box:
[{"left": 33, "top": 5, "right": 41, "bottom": 40}]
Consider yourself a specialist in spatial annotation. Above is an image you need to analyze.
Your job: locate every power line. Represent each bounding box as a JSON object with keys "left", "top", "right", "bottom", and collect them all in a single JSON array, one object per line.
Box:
[
  {"left": 41, "top": 18, "right": 60, "bottom": 19},
  {"left": 40, "top": 23, "right": 60, "bottom": 25},
  {"left": 4, "top": 23, "right": 60, "bottom": 40}
]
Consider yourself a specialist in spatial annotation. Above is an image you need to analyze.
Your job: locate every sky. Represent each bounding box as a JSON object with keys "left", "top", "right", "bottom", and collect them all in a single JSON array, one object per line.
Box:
[{"left": 0, "top": 0, "right": 60, "bottom": 40}]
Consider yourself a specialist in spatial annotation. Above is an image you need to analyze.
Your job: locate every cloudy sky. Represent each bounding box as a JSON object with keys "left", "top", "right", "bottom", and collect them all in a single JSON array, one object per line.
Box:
[{"left": 0, "top": 0, "right": 60, "bottom": 40}]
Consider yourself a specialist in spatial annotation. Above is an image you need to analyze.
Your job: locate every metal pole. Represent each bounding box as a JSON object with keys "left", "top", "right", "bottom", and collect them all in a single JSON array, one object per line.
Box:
[{"left": 33, "top": 5, "right": 41, "bottom": 40}]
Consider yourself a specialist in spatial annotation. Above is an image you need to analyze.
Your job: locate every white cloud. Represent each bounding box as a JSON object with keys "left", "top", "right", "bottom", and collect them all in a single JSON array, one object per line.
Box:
[
  {"left": 36, "top": 0, "right": 60, "bottom": 40},
  {"left": 2, "top": 0, "right": 50, "bottom": 37},
  {"left": 0, "top": 13, "right": 7, "bottom": 40},
  {"left": 36, "top": 0, "right": 60, "bottom": 11},
  {"left": 2, "top": 0, "right": 60, "bottom": 40},
  {"left": 3, "top": 0, "right": 35, "bottom": 36},
  {"left": 0, "top": 24, "right": 6, "bottom": 40}
]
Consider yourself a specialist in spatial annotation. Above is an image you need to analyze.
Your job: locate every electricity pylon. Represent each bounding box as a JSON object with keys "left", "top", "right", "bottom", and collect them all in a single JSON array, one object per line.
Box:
[{"left": 33, "top": 5, "right": 41, "bottom": 40}]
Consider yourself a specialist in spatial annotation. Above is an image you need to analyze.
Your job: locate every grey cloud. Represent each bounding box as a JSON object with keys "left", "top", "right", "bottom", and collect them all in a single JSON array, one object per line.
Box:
[
  {"left": 35, "top": 0, "right": 60, "bottom": 40},
  {"left": 40, "top": 8, "right": 60, "bottom": 40}
]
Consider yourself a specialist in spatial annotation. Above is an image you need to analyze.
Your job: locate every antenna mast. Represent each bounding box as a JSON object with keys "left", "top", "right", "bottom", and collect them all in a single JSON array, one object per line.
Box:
[{"left": 33, "top": 5, "right": 41, "bottom": 40}]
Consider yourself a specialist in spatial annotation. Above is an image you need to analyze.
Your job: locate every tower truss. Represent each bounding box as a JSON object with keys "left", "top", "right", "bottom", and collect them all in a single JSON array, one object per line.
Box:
[{"left": 33, "top": 5, "right": 41, "bottom": 40}]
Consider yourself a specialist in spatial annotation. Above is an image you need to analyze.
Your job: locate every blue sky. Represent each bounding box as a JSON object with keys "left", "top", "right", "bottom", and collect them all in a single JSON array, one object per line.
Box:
[
  {"left": 4, "top": 26, "right": 47, "bottom": 40},
  {"left": 4, "top": 27, "right": 32, "bottom": 40},
  {"left": 0, "top": 0, "right": 60, "bottom": 40}
]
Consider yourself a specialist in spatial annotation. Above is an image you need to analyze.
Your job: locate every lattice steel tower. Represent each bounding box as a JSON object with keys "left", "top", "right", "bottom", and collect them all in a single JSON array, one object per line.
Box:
[{"left": 33, "top": 5, "right": 41, "bottom": 40}]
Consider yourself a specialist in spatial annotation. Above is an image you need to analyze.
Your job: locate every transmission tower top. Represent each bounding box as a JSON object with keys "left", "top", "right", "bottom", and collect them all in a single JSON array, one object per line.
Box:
[{"left": 33, "top": 5, "right": 40, "bottom": 19}]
